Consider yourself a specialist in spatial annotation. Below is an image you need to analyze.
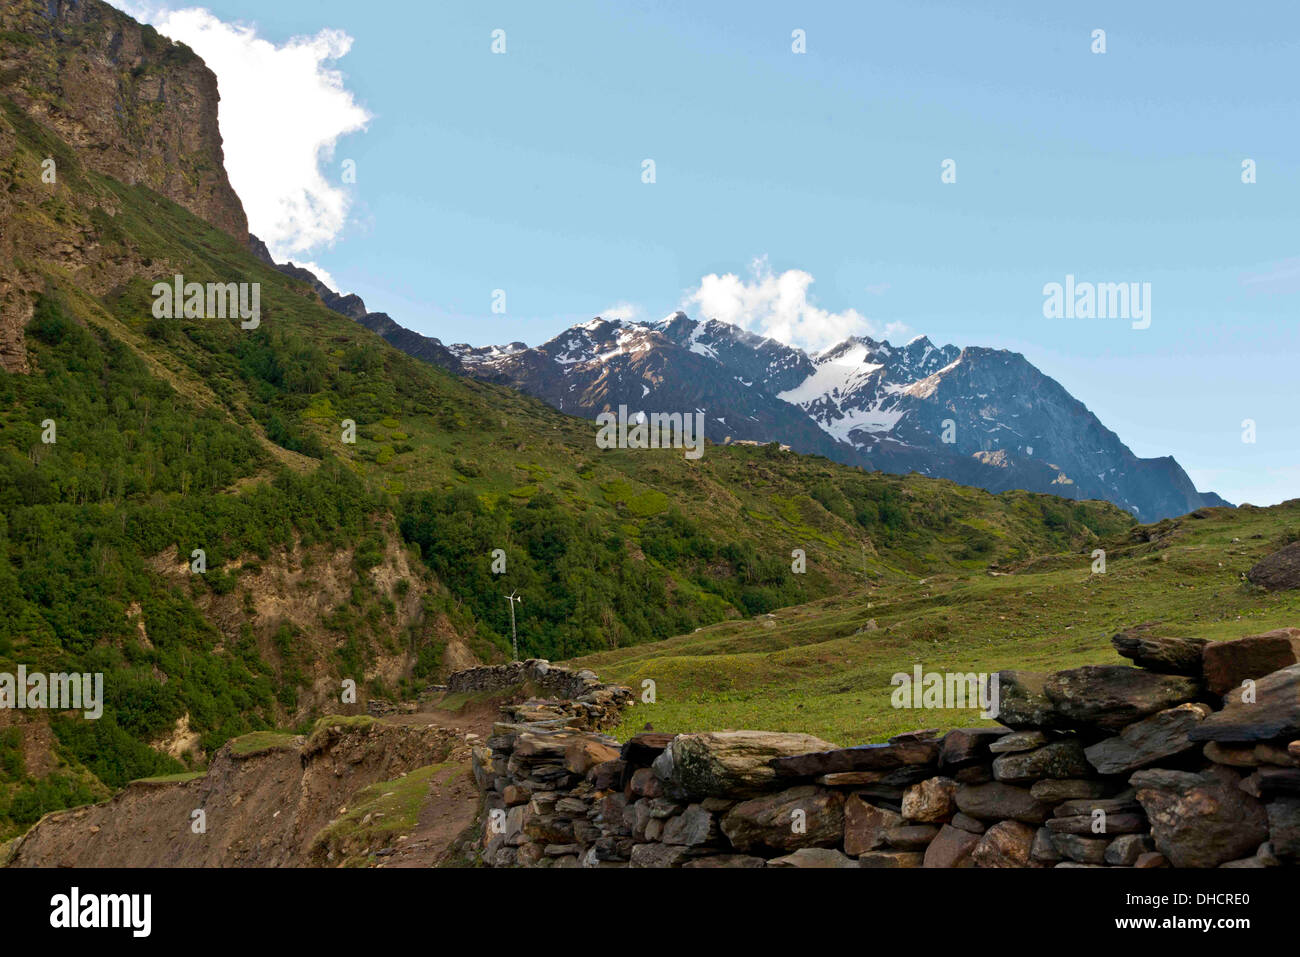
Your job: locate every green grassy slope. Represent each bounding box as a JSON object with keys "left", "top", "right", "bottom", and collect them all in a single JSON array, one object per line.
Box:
[{"left": 573, "top": 501, "right": 1300, "bottom": 746}]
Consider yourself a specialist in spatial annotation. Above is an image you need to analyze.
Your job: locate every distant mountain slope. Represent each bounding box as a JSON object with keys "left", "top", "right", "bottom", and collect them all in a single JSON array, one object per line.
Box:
[{"left": 440, "top": 313, "right": 1228, "bottom": 521}]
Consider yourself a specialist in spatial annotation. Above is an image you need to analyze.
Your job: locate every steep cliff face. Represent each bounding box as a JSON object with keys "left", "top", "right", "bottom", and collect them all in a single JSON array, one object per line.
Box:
[
  {"left": 0, "top": 0, "right": 247, "bottom": 240},
  {"left": 0, "top": 0, "right": 248, "bottom": 372}
]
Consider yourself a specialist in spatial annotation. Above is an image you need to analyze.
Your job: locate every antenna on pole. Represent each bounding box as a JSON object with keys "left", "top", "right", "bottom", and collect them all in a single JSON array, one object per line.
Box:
[{"left": 505, "top": 590, "right": 523, "bottom": 661}]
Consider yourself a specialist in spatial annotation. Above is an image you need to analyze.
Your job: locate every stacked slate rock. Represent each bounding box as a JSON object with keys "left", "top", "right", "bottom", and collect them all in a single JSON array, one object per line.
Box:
[
  {"left": 471, "top": 627, "right": 1300, "bottom": 867},
  {"left": 446, "top": 659, "right": 633, "bottom": 730}
]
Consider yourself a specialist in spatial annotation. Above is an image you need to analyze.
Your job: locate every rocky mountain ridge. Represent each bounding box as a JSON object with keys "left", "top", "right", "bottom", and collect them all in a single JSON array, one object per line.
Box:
[{"left": 440, "top": 310, "right": 1230, "bottom": 521}]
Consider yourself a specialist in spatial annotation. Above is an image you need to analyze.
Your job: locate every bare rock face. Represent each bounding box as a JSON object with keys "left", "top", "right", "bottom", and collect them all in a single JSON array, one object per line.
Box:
[
  {"left": 1202, "top": 629, "right": 1300, "bottom": 696},
  {"left": 1131, "top": 765, "right": 1270, "bottom": 867},
  {"left": 0, "top": 0, "right": 248, "bottom": 242},
  {"left": 1247, "top": 542, "right": 1300, "bottom": 591}
]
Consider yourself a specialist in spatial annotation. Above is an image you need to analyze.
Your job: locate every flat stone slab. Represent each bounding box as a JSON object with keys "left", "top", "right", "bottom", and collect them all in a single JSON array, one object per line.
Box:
[
  {"left": 773, "top": 738, "right": 939, "bottom": 778},
  {"left": 1190, "top": 664, "right": 1300, "bottom": 743},
  {"left": 1084, "top": 703, "right": 1211, "bottom": 775},
  {"left": 1044, "top": 665, "right": 1202, "bottom": 731},
  {"left": 1111, "top": 629, "right": 1208, "bottom": 676},
  {"left": 1202, "top": 629, "right": 1300, "bottom": 696}
]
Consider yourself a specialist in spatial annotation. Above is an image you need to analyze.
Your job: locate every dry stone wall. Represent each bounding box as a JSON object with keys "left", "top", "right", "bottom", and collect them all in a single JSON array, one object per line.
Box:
[
  {"left": 470, "top": 628, "right": 1300, "bottom": 868},
  {"left": 447, "top": 659, "right": 632, "bottom": 730}
]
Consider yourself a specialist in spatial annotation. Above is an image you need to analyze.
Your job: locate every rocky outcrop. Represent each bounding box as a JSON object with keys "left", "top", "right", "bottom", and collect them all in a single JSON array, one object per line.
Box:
[
  {"left": 445, "top": 660, "right": 632, "bottom": 731},
  {"left": 0, "top": 0, "right": 248, "bottom": 241},
  {"left": 473, "top": 627, "right": 1300, "bottom": 868},
  {"left": 1247, "top": 542, "right": 1300, "bottom": 592}
]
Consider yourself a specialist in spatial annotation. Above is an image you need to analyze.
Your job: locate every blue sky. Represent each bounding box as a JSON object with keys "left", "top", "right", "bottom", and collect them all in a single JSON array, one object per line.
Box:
[{"left": 118, "top": 1, "right": 1300, "bottom": 507}]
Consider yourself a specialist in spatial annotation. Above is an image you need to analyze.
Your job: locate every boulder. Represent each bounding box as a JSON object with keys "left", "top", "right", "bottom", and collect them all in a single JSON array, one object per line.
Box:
[
  {"left": 627, "top": 767, "right": 662, "bottom": 798},
  {"left": 1202, "top": 628, "right": 1300, "bottom": 695},
  {"left": 955, "top": 781, "right": 1052, "bottom": 824},
  {"left": 1044, "top": 666, "right": 1201, "bottom": 731},
  {"left": 661, "top": 805, "right": 719, "bottom": 846},
  {"left": 1190, "top": 664, "right": 1300, "bottom": 743},
  {"left": 923, "top": 824, "right": 980, "bottom": 867},
  {"left": 1110, "top": 628, "right": 1208, "bottom": 676},
  {"left": 1105, "top": 834, "right": 1154, "bottom": 866},
  {"left": 1134, "top": 851, "right": 1168, "bottom": 868},
  {"left": 901, "top": 776, "right": 958, "bottom": 822},
  {"left": 1084, "top": 703, "right": 1211, "bottom": 775},
  {"left": 768, "top": 847, "right": 859, "bottom": 868},
  {"left": 995, "top": 671, "right": 1067, "bottom": 730},
  {"left": 971, "top": 820, "right": 1037, "bottom": 867},
  {"left": 842, "top": 796, "right": 902, "bottom": 856},
  {"left": 720, "top": 785, "right": 844, "bottom": 853},
  {"left": 1131, "top": 765, "right": 1270, "bottom": 867},
  {"left": 1246, "top": 542, "right": 1300, "bottom": 591},
  {"left": 1031, "top": 827, "right": 1062, "bottom": 863},
  {"left": 992, "top": 739, "right": 1091, "bottom": 783},
  {"left": 663, "top": 731, "right": 837, "bottom": 797}
]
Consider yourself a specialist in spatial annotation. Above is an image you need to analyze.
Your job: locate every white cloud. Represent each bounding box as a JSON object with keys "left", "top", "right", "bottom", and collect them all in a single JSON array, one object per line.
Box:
[
  {"left": 681, "top": 257, "right": 907, "bottom": 354},
  {"left": 113, "top": 3, "right": 370, "bottom": 260},
  {"left": 290, "top": 260, "right": 340, "bottom": 292},
  {"left": 600, "top": 302, "right": 642, "bottom": 322}
]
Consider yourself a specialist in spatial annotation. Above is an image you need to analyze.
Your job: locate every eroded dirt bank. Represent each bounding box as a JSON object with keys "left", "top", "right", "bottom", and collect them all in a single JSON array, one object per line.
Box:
[{"left": 5, "top": 713, "right": 486, "bottom": 868}]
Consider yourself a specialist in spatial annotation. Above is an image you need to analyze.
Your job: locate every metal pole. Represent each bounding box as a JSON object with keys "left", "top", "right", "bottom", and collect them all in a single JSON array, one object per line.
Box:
[
  {"left": 506, "top": 591, "right": 521, "bottom": 661},
  {"left": 509, "top": 596, "right": 518, "bottom": 661}
]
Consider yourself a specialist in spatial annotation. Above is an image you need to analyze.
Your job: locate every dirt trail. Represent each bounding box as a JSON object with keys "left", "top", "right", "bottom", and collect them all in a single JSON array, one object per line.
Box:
[{"left": 367, "top": 703, "right": 498, "bottom": 868}]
